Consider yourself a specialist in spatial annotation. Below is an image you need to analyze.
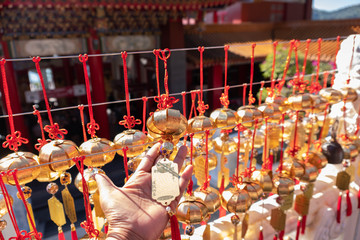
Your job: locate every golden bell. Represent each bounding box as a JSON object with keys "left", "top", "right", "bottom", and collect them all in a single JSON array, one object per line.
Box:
[
  {"left": 74, "top": 168, "right": 105, "bottom": 194},
  {"left": 0, "top": 193, "right": 12, "bottom": 218},
  {"left": 282, "top": 158, "right": 304, "bottom": 179},
  {"left": 210, "top": 108, "right": 238, "bottom": 130},
  {"left": 147, "top": 108, "right": 187, "bottom": 141},
  {"left": 265, "top": 95, "right": 289, "bottom": 112},
  {"left": 213, "top": 133, "right": 237, "bottom": 154},
  {"left": 0, "top": 152, "right": 40, "bottom": 185},
  {"left": 258, "top": 103, "right": 281, "bottom": 123},
  {"left": 267, "top": 123, "right": 281, "bottom": 149},
  {"left": 176, "top": 196, "right": 209, "bottom": 224},
  {"left": 170, "top": 141, "right": 193, "bottom": 161},
  {"left": 241, "top": 181, "right": 263, "bottom": 202},
  {"left": 221, "top": 187, "right": 252, "bottom": 213},
  {"left": 194, "top": 152, "right": 217, "bottom": 171},
  {"left": 193, "top": 138, "right": 213, "bottom": 153},
  {"left": 79, "top": 138, "right": 116, "bottom": 167},
  {"left": 342, "top": 142, "right": 359, "bottom": 160},
  {"left": 286, "top": 120, "right": 306, "bottom": 149},
  {"left": 319, "top": 88, "right": 343, "bottom": 104},
  {"left": 304, "top": 152, "right": 327, "bottom": 169},
  {"left": 114, "top": 129, "right": 148, "bottom": 158},
  {"left": 80, "top": 232, "right": 106, "bottom": 240},
  {"left": 287, "top": 93, "right": 312, "bottom": 110},
  {"left": 127, "top": 150, "right": 148, "bottom": 172},
  {"left": 187, "top": 115, "right": 215, "bottom": 139},
  {"left": 243, "top": 129, "right": 264, "bottom": 149},
  {"left": 340, "top": 87, "right": 358, "bottom": 102},
  {"left": 301, "top": 163, "right": 319, "bottom": 182},
  {"left": 302, "top": 116, "right": 319, "bottom": 135},
  {"left": 272, "top": 175, "right": 295, "bottom": 197},
  {"left": 193, "top": 186, "right": 221, "bottom": 214},
  {"left": 309, "top": 94, "right": 328, "bottom": 113},
  {"left": 251, "top": 170, "right": 273, "bottom": 194},
  {"left": 236, "top": 105, "right": 262, "bottom": 128},
  {"left": 232, "top": 134, "right": 248, "bottom": 153},
  {"left": 39, "top": 140, "right": 79, "bottom": 173}
]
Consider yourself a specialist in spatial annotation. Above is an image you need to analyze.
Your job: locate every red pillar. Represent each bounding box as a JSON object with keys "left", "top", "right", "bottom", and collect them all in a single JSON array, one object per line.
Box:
[
  {"left": 86, "top": 30, "right": 110, "bottom": 139},
  {"left": 0, "top": 39, "right": 30, "bottom": 144},
  {"left": 209, "top": 65, "right": 223, "bottom": 110}
]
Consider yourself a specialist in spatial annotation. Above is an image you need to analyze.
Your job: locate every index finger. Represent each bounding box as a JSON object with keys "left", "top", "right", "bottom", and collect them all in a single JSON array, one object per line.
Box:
[{"left": 136, "top": 143, "right": 161, "bottom": 172}]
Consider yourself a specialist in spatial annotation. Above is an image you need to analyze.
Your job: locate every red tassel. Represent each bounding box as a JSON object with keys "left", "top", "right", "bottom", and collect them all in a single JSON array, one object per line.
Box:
[
  {"left": 358, "top": 189, "right": 360, "bottom": 209},
  {"left": 58, "top": 230, "right": 66, "bottom": 240},
  {"left": 71, "top": 224, "right": 78, "bottom": 240},
  {"left": 259, "top": 228, "right": 264, "bottom": 240},
  {"left": 273, "top": 234, "right": 278, "bottom": 240},
  {"left": 104, "top": 221, "right": 109, "bottom": 234},
  {"left": 219, "top": 206, "right": 226, "bottom": 218},
  {"left": 0, "top": 232, "right": 4, "bottom": 240},
  {"left": 337, "top": 192, "right": 342, "bottom": 223},
  {"left": 295, "top": 218, "right": 301, "bottom": 240},
  {"left": 301, "top": 215, "right": 307, "bottom": 234},
  {"left": 346, "top": 190, "right": 352, "bottom": 216},
  {"left": 279, "top": 230, "right": 285, "bottom": 240},
  {"left": 170, "top": 214, "right": 181, "bottom": 240}
]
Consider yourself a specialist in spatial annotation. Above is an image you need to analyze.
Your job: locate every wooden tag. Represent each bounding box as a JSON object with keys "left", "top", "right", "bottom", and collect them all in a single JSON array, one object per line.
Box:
[
  {"left": 217, "top": 155, "right": 230, "bottom": 189},
  {"left": 152, "top": 157, "right": 179, "bottom": 206},
  {"left": 195, "top": 156, "right": 206, "bottom": 186},
  {"left": 61, "top": 187, "right": 77, "bottom": 223},
  {"left": 241, "top": 213, "right": 249, "bottom": 239},
  {"left": 270, "top": 208, "right": 286, "bottom": 232},
  {"left": 26, "top": 202, "right": 36, "bottom": 232},
  {"left": 303, "top": 183, "right": 314, "bottom": 200},
  {"left": 345, "top": 165, "right": 355, "bottom": 182},
  {"left": 48, "top": 196, "right": 66, "bottom": 227},
  {"left": 294, "top": 194, "right": 310, "bottom": 216},
  {"left": 280, "top": 192, "right": 294, "bottom": 211},
  {"left": 336, "top": 171, "right": 350, "bottom": 191}
]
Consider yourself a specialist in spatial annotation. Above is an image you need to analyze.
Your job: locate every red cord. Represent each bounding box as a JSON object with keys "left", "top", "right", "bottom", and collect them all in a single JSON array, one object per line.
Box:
[
  {"left": 289, "top": 111, "right": 300, "bottom": 157},
  {"left": 305, "top": 108, "right": 314, "bottom": 163},
  {"left": 270, "top": 41, "right": 278, "bottom": 96},
  {"left": 295, "top": 218, "right": 301, "bottom": 240},
  {"left": 301, "top": 215, "right": 307, "bottom": 234},
  {"left": 248, "top": 120, "right": 258, "bottom": 177},
  {"left": 337, "top": 192, "right": 342, "bottom": 223},
  {"left": 153, "top": 49, "right": 161, "bottom": 97},
  {"left": 78, "top": 105, "right": 88, "bottom": 142},
  {"left": 187, "top": 133, "right": 194, "bottom": 195},
  {"left": 277, "top": 40, "right": 295, "bottom": 92},
  {"left": 243, "top": 83, "right": 247, "bottom": 105},
  {"left": 259, "top": 81, "right": 265, "bottom": 105},
  {"left": 248, "top": 43, "right": 256, "bottom": 105},
  {"left": 201, "top": 130, "right": 210, "bottom": 190},
  {"left": 323, "top": 71, "right": 329, "bottom": 89},
  {"left": 346, "top": 190, "right": 352, "bottom": 216},
  {"left": 220, "top": 45, "right": 230, "bottom": 108},
  {"left": 262, "top": 118, "right": 268, "bottom": 169},
  {"left": 197, "top": 46, "right": 208, "bottom": 115},
  {"left": 123, "top": 147, "right": 129, "bottom": 181},
  {"left": 315, "top": 38, "right": 322, "bottom": 86},
  {"left": 142, "top": 96, "right": 148, "bottom": 134},
  {"left": 279, "top": 114, "right": 285, "bottom": 173},
  {"left": 33, "top": 106, "right": 50, "bottom": 151},
  {"left": 188, "top": 90, "right": 198, "bottom": 119},
  {"left": 170, "top": 214, "right": 181, "bottom": 240},
  {"left": 301, "top": 39, "right": 311, "bottom": 79},
  {"left": 236, "top": 124, "right": 241, "bottom": 179},
  {"left": 181, "top": 91, "right": 187, "bottom": 116},
  {"left": 347, "top": 36, "right": 357, "bottom": 84}
]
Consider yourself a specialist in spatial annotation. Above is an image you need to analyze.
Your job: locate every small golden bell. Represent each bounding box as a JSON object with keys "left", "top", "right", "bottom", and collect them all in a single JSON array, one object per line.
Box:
[
  {"left": 241, "top": 181, "right": 263, "bottom": 202},
  {"left": 213, "top": 133, "right": 238, "bottom": 154},
  {"left": 309, "top": 94, "right": 328, "bottom": 113},
  {"left": 304, "top": 152, "right": 327, "bottom": 169},
  {"left": 340, "top": 87, "right": 358, "bottom": 102},
  {"left": 272, "top": 175, "right": 295, "bottom": 197},
  {"left": 301, "top": 163, "right": 319, "bottom": 182},
  {"left": 114, "top": 129, "right": 148, "bottom": 158},
  {"left": 282, "top": 158, "right": 305, "bottom": 179},
  {"left": 221, "top": 187, "right": 252, "bottom": 213},
  {"left": 79, "top": 138, "right": 116, "bottom": 167},
  {"left": 193, "top": 187, "right": 221, "bottom": 214},
  {"left": 210, "top": 108, "right": 238, "bottom": 130},
  {"left": 265, "top": 95, "right": 289, "bottom": 113},
  {"left": 74, "top": 168, "right": 105, "bottom": 194},
  {"left": 319, "top": 88, "right": 343, "bottom": 104},
  {"left": 258, "top": 103, "right": 281, "bottom": 123},
  {"left": 251, "top": 170, "right": 273, "bottom": 194},
  {"left": 187, "top": 115, "right": 215, "bottom": 139},
  {"left": 287, "top": 93, "right": 312, "bottom": 110},
  {"left": 176, "top": 196, "right": 209, "bottom": 224},
  {"left": 236, "top": 105, "right": 262, "bottom": 128}
]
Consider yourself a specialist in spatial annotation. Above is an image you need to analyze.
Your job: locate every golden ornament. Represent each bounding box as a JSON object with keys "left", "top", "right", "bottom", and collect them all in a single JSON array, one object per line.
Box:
[
  {"left": 342, "top": 142, "right": 359, "bottom": 160},
  {"left": 176, "top": 196, "right": 209, "bottom": 224},
  {"left": 265, "top": 95, "right": 289, "bottom": 113},
  {"left": 210, "top": 108, "right": 238, "bottom": 130},
  {"left": 282, "top": 158, "right": 304, "bottom": 179},
  {"left": 251, "top": 170, "right": 273, "bottom": 194},
  {"left": 304, "top": 152, "right": 327, "bottom": 169},
  {"left": 258, "top": 103, "right": 281, "bottom": 123},
  {"left": 288, "top": 93, "right": 312, "bottom": 110},
  {"left": 301, "top": 163, "right": 319, "bottom": 182},
  {"left": 319, "top": 88, "right": 343, "bottom": 104},
  {"left": 309, "top": 94, "right": 328, "bottom": 113},
  {"left": 74, "top": 168, "right": 105, "bottom": 194},
  {"left": 232, "top": 134, "right": 248, "bottom": 153},
  {"left": 267, "top": 123, "right": 281, "bottom": 149},
  {"left": 213, "top": 133, "right": 237, "bottom": 155},
  {"left": 114, "top": 129, "right": 148, "bottom": 158},
  {"left": 340, "top": 87, "right": 358, "bottom": 102},
  {"left": 236, "top": 105, "right": 262, "bottom": 128},
  {"left": 272, "top": 175, "right": 295, "bottom": 197},
  {"left": 221, "top": 188, "right": 252, "bottom": 213},
  {"left": 193, "top": 187, "right": 221, "bottom": 214},
  {"left": 187, "top": 115, "right": 215, "bottom": 139},
  {"left": 0, "top": 193, "right": 12, "bottom": 218},
  {"left": 0, "top": 152, "right": 40, "bottom": 185},
  {"left": 241, "top": 181, "right": 263, "bottom": 202},
  {"left": 79, "top": 138, "right": 116, "bottom": 167}
]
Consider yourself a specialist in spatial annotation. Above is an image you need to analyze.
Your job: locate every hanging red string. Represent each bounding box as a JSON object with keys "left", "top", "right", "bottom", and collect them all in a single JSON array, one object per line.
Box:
[
  {"left": 123, "top": 147, "right": 129, "bottom": 181},
  {"left": 331, "top": 36, "right": 341, "bottom": 86},
  {"left": 337, "top": 192, "right": 342, "bottom": 223},
  {"left": 181, "top": 91, "right": 187, "bottom": 116},
  {"left": 243, "top": 83, "right": 247, "bottom": 105},
  {"left": 301, "top": 215, "right": 307, "bottom": 234},
  {"left": 278, "top": 114, "right": 285, "bottom": 173},
  {"left": 186, "top": 133, "right": 194, "bottom": 196},
  {"left": 262, "top": 118, "right": 270, "bottom": 170},
  {"left": 288, "top": 111, "right": 300, "bottom": 157},
  {"left": 201, "top": 130, "right": 211, "bottom": 190},
  {"left": 142, "top": 96, "right": 148, "bottom": 134},
  {"left": 301, "top": 39, "right": 311, "bottom": 78},
  {"left": 248, "top": 43, "right": 256, "bottom": 105},
  {"left": 197, "top": 46, "right": 209, "bottom": 115},
  {"left": 0, "top": 58, "right": 28, "bottom": 151},
  {"left": 308, "top": 38, "right": 322, "bottom": 94},
  {"left": 268, "top": 41, "right": 278, "bottom": 97},
  {"left": 347, "top": 35, "right": 357, "bottom": 84},
  {"left": 276, "top": 40, "right": 295, "bottom": 92},
  {"left": 220, "top": 45, "right": 230, "bottom": 108},
  {"left": 258, "top": 81, "right": 265, "bottom": 105},
  {"left": 315, "top": 103, "right": 330, "bottom": 151},
  {"left": 322, "top": 71, "right": 329, "bottom": 89},
  {"left": 72, "top": 156, "right": 99, "bottom": 238},
  {"left": 246, "top": 119, "right": 258, "bottom": 178},
  {"left": 119, "top": 51, "right": 141, "bottom": 129},
  {"left": 153, "top": 49, "right": 161, "bottom": 97},
  {"left": 346, "top": 190, "right": 352, "bottom": 216},
  {"left": 78, "top": 105, "right": 88, "bottom": 142},
  {"left": 79, "top": 54, "right": 99, "bottom": 138},
  {"left": 33, "top": 106, "right": 50, "bottom": 151},
  {"left": 305, "top": 109, "right": 314, "bottom": 163},
  {"left": 295, "top": 217, "right": 301, "bottom": 240},
  {"left": 188, "top": 90, "right": 198, "bottom": 119}
]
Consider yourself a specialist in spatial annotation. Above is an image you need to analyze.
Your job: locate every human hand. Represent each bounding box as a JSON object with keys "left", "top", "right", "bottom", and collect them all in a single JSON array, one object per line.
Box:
[{"left": 95, "top": 142, "right": 193, "bottom": 240}]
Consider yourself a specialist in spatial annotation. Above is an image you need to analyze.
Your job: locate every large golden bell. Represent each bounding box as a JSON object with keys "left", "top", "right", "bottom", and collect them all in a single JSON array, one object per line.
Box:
[
  {"left": 272, "top": 175, "right": 295, "bottom": 197},
  {"left": 288, "top": 93, "right": 312, "bottom": 110},
  {"left": 251, "top": 170, "right": 273, "bottom": 194},
  {"left": 79, "top": 138, "right": 116, "bottom": 167},
  {"left": 282, "top": 158, "right": 304, "bottom": 179},
  {"left": 176, "top": 196, "right": 209, "bottom": 224},
  {"left": 194, "top": 152, "right": 217, "bottom": 171},
  {"left": 147, "top": 108, "right": 187, "bottom": 141},
  {"left": 340, "top": 87, "right": 358, "bottom": 102},
  {"left": 241, "top": 181, "right": 263, "bottom": 202},
  {"left": 0, "top": 193, "right": 12, "bottom": 218},
  {"left": 114, "top": 129, "right": 148, "bottom": 158},
  {"left": 236, "top": 105, "right": 262, "bottom": 128},
  {"left": 301, "top": 163, "right": 319, "bottom": 182},
  {"left": 39, "top": 140, "right": 79, "bottom": 173},
  {"left": 221, "top": 187, "right": 252, "bottom": 213},
  {"left": 193, "top": 187, "right": 221, "bottom": 214},
  {"left": 310, "top": 94, "right": 328, "bottom": 113},
  {"left": 304, "top": 152, "right": 327, "bottom": 169},
  {"left": 213, "top": 133, "right": 237, "bottom": 154},
  {"left": 74, "top": 168, "right": 105, "bottom": 194},
  {"left": 258, "top": 103, "right": 281, "bottom": 123},
  {"left": 0, "top": 152, "right": 40, "bottom": 185},
  {"left": 187, "top": 115, "right": 215, "bottom": 139},
  {"left": 265, "top": 95, "right": 289, "bottom": 112},
  {"left": 319, "top": 88, "right": 342, "bottom": 104},
  {"left": 210, "top": 108, "right": 238, "bottom": 130}
]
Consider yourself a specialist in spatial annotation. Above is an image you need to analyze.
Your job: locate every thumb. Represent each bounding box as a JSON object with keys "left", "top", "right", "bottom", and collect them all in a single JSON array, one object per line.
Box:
[{"left": 95, "top": 173, "right": 117, "bottom": 196}]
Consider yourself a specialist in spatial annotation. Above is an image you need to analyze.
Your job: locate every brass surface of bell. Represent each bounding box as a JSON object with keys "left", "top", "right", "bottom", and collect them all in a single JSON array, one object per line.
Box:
[
  {"left": 288, "top": 93, "right": 312, "bottom": 110},
  {"left": 36, "top": 168, "right": 60, "bottom": 182},
  {"left": 0, "top": 152, "right": 40, "bottom": 185},
  {"left": 79, "top": 138, "right": 116, "bottom": 167},
  {"left": 114, "top": 129, "right": 148, "bottom": 158},
  {"left": 187, "top": 115, "right": 215, "bottom": 139},
  {"left": 213, "top": 133, "right": 238, "bottom": 154},
  {"left": 176, "top": 196, "right": 209, "bottom": 224},
  {"left": 194, "top": 152, "right": 217, "bottom": 171},
  {"left": 265, "top": 95, "right": 289, "bottom": 112},
  {"left": 251, "top": 170, "right": 273, "bottom": 194},
  {"left": 342, "top": 142, "right": 359, "bottom": 160},
  {"left": 282, "top": 158, "right": 304, "bottom": 179},
  {"left": 16, "top": 186, "right": 32, "bottom": 200},
  {"left": 273, "top": 175, "right": 295, "bottom": 197},
  {"left": 305, "top": 152, "right": 327, "bottom": 169},
  {"left": 302, "top": 116, "right": 319, "bottom": 135},
  {"left": 301, "top": 163, "right": 319, "bottom": 182},
  {"left": 74, "top": 168, "right": 105, "bottom": 194},
  {"left": 242, "top": 181, "right": 263, "bottom": 202},
  {"left": 267, "top": 123, "right": 281, "bottom": 149},
  {"left": 253, "top": 130, "right": 265, "bottom": 149},
  {"left": 258, "top": 103, "right": 281, "bottom": 123},
  {"left": 210, "top": 108, "right": 238, "bottom": 130},
  {"left": 146, "top": 108, "right": 187, "bottom": 141},
  {"left": 221, "top": 187, "right": 252, "bottom": 214},
  {"left": 340, "top": 87, "right": 358, "bottom": 102},
  {"left": 193, "top": 187, "right": 221, "bottom": 214},
  {"left": 127, "top": 152, "right": 144, "bottom": 172},
  {"left": 232, "top": 134, "right": 248, "bottom": 153},
  {"left": 39, "top": 140, "right": 79, "bottom": 172},
  {"left": 309, "top": 94, "right": 328, "bottom": 113},
  {"left": 236, "top": 105, "right": 262, "bottom": 128},
  {"left": 193, "top": 138, "right": 213, "bottom": 153},
  {"left": 0, "top": 193, "right": 12, "bottom": 218},
  {"left": 319, "top": 88, "right": 343, "bottom": 104},
  {"left": 170, "top": 141, "right": 193, "bottom": 161}
]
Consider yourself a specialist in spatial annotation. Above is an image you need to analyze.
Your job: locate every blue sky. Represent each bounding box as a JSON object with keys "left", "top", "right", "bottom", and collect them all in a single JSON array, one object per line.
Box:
[{"left": 313, "top": 0, "right": 360, "bottom": 11}]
